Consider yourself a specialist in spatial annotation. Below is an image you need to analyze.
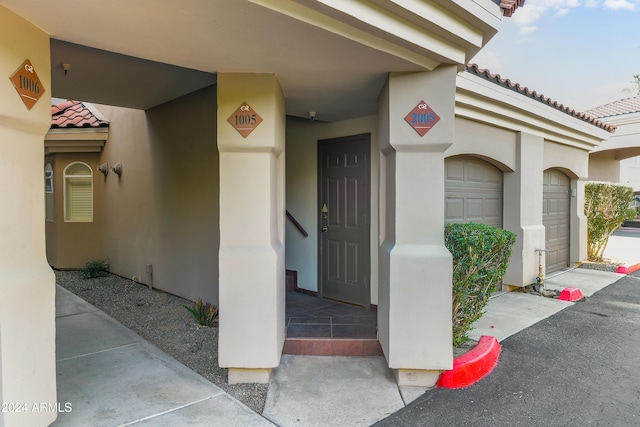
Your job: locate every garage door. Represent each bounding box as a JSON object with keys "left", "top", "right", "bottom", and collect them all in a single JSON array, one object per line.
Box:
[
  {"left": 543, "top": 169, "right": 570, "bottom": 273},
  {"left": 445, "top": 156, "right": 502, "bottom": 227}
]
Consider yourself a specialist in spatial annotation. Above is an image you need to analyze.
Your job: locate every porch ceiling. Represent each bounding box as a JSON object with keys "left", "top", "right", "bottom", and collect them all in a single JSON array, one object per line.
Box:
[
  {"left": 2, "top": 0, "right": 503, "bottom": 121},
  {"left": 591, "top": 139, "right": 640, "bottom": 161}
]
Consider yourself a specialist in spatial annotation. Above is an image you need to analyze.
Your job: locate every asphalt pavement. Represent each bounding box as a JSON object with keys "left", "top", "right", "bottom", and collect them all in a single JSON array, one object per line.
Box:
[{"left": 375, "top": 269, "right": 640, "bottom": 427}]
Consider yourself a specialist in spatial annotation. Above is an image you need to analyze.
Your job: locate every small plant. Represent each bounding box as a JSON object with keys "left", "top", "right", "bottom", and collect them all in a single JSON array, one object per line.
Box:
[
  {"left": 445, "top": 223, "right": 516, "bottom": 347},
  {"left": 183, "top": 298, "right": 219, "bottom": 327},
  {"left": 81, "top": 259, "right": 110, "bottom": 278}
]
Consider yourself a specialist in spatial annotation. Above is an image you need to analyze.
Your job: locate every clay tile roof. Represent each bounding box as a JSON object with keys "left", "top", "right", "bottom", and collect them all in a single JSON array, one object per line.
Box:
[
  {"left": 584, "top": 96, "right": 640, "bottom": 119},
  {"left": 51, "top": 100, "right": 110, "bottom": 129},
  {"left": 495, "top": 0, "right": 526, "bottom": 17},
  {"left": 464, "top": 64, "right": 617, "bottom": 133}
]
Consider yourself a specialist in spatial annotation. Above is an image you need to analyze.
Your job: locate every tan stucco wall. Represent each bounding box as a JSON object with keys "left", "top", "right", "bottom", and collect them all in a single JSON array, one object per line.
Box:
[
  {"left": 447, "top": 117, "right": 516, "bottom": 171},
  {"left": 544, "top": 140, "right": 588, "bottom": 179},
  {"left": 95, "top": 85, "right": 219, "bottom": 304},
  {"left": 285, "top": 115, "right": 379, "bottom": 305},
  {"left": 0, "top": 5, "right": 57, "bottom": 426},
  {"left": 45, "top": 152, "right": 105, "bottom": 268},
  {"left": 45, "top": 85, "right": 219, "bottom": 303},
  {"left": 620, "top": 156, "right": 640, "bottom": 191},
  {"left": 592, "top": 113, "right": 640, "bottom": 191},
  {"left": 589, "top": 151, "right": 621, "bottom": 183}
]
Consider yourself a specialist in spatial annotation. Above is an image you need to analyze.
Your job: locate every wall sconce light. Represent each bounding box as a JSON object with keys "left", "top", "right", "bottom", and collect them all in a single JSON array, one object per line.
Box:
[
  {"left": 112, "top": 162, "right": 123, "bottom": 177},
  {"left": 61, "top": 63, "right": 71, "bottom": 77},
  {"left": 97, "top": 162, "right": 109, "bottom": 176},
  {"left": 309, "top": 111, "right": 316, "bottom": 121}
]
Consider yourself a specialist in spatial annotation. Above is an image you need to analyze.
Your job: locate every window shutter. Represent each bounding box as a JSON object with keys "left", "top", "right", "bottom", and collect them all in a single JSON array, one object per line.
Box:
[
  {"left": 67, "top": 178, "right": 93, "bottom": 221},
  {"left": 64, "top": 163, "right": 93, "bottom": 222}
]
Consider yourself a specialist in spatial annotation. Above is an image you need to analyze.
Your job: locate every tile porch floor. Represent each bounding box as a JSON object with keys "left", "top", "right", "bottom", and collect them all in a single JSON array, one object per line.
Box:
[{"left": 284, "top": 291, "right": 382, "bottom": 356}]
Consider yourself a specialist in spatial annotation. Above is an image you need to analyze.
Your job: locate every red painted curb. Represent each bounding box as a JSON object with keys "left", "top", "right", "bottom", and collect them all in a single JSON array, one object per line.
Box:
[
  {"left": 616, "top": 262, "right": 640, "bottom": 274},
  {"left": 437, "top": 335, "right": 501, "bottom": 389},
  {"left": 558, "top": 287, "right": 584, "bottom": 302}
]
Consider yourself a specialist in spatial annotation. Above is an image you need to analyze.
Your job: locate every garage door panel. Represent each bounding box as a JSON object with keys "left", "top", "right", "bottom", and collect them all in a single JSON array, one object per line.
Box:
[
  {"left": 484, "top": 197, "right": 501, "bottom": 218},
  {"left": 558, "top": 225, "right": 569, "bottom": 239},
  {"left": 543, "top": 169, "right": 570, "bottom": 273},
  {"left": 446, "top": 160, "right": 465, "bottom": 182},
  {"left": 466, "top": 198, "right": 484, "bottom": 218},
  {"left": 445, "top": 198, "right": 464, "bottom": 221},
  {"left": 445, "top": 157, "right": 503, "bottom": 228},
  {"left": 466, "top": 164, "right": 486, "bottom": 183}
]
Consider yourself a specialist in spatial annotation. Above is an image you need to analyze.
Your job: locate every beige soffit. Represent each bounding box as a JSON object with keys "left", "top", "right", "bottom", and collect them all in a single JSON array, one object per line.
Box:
[
  {"left": 455, "top": 71, "right": 611, "bottom": 151},
  {"left": 250, "top": 0, "right": 502, "bottom": 69},
  {"left": 45, "top": 127, "right": 108, "bottom": 154}
]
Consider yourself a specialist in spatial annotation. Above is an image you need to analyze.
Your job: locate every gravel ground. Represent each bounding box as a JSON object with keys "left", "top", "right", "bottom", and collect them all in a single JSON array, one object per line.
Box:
[
  {"left": 55, "top": 269, "right": 268, "bottom": 414},
  {"left": 577, "top": 260, "right": 621, "bottom": 272}
]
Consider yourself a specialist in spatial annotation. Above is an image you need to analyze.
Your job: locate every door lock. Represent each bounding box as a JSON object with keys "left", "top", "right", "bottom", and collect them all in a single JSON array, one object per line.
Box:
[{"left": 321, "top": 203, "right": 328, "bottom": 232}]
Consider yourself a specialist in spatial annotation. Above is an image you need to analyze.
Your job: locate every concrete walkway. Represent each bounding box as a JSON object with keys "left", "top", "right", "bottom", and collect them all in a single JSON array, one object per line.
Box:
[
  {"left": 54, "top": 286, "right": 273, "bottom": 427},
  {"left": 53, "top": 231, "right": 638, "bottom": 426}
]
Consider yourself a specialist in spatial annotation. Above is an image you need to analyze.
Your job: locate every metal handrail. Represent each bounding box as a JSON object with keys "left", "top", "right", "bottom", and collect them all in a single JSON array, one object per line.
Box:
[{"left": 286, "top": 210, "right": 308, "bottom": 237}]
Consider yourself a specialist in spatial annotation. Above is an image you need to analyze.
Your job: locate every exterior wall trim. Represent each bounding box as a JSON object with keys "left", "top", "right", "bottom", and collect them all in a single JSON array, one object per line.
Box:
[
  {"left": 251, "top": 0, "right": 502, "bottom": 69},
  {"left": 456, "top": 72, "right": 610, "bottom": 150}
]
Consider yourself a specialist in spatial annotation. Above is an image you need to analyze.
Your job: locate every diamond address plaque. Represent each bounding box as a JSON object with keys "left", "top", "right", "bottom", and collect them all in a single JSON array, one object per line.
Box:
[
  {"left": 227, "top": 102, "right": 263, "bottom": 138},
  {"left": 404, "top": 100, "right": 440, "bottom": 136},
  {"left": 10, "top": 59, "right": 45, "bottom": 111}
]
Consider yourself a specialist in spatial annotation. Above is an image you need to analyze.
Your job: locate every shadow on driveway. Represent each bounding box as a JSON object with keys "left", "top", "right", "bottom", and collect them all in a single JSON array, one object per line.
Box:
[{"left": 376, "top": 270, "right": 640, "bottom": 427}]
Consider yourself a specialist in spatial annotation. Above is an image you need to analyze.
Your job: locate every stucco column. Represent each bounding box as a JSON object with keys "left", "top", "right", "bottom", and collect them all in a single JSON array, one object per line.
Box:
[
  {"left": 570, "top": 179, "right": 588, "bottom": 264},
  {"left": 0, "top": 6, "right": 57, "bottom": 426},
  {"left": 378, "top": 68, "right": 455, "bottom": 387},
  {"left": 503, "top": 132, "right": 546, "bottom": 287},
  {"left": 217, "top": 73, "right": 285, "bottom": 384}
]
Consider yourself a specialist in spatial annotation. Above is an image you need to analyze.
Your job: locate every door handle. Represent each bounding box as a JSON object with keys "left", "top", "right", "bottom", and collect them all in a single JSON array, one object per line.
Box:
[{"left": 321, "top": 203, "right": 328, "bottom": 232}]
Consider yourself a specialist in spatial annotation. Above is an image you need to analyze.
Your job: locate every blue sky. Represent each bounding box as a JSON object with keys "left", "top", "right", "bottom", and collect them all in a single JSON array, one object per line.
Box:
[{"left": 471, "top": 0, "right": 640, "bottom": 112}]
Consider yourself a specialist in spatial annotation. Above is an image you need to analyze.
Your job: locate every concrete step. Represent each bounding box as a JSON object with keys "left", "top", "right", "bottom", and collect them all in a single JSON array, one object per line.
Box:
[{"left": 283, "top": 338, "right": 383, "bottom": 356}]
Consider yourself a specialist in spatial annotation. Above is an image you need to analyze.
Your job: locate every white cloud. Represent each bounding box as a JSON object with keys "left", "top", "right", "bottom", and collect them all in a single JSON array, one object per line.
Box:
[
  {"left": 520, "top": 25, "right": 538, "bottom": 34},
  {"left": 507, "top": 0, "right": 640, "bottom": 31},
  {"left": 604, "top": 0, "right": 638, "bottom": 10},
  {"left": 511, "top": 0, "right": 580, "bottom": 27}
]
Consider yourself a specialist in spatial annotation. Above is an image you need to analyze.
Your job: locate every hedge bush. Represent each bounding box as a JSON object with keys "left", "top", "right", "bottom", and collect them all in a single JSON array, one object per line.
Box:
[
  {"left": 445, "top": 223, "right": 516, "bottom": 346},
  {"left": 585, "top": 182, "right": 636, "bottom": 261}
]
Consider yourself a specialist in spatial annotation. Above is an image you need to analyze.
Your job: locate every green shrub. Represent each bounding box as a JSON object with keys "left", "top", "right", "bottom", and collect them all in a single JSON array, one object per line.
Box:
[
  {"left": 183, "top": 298, "right": 219, "bottom": 327},
  {"left": 445, "top": 223, "right": 516, "bottom": 347},
  {"left": 585, "top": 182, "right": 636, "bottom": 261},
  {"left": 81, "top": 259, "right": 110, "bottom": 278}
]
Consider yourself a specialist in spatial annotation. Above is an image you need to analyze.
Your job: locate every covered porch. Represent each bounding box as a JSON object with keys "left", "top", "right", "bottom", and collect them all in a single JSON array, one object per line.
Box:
[{"left": 0, "top": 3, "right": 518, "bottom": 424}]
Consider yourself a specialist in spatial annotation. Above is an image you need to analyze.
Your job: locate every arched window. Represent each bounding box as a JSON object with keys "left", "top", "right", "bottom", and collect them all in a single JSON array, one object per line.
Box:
[
  {"left": 63, "top": 162, "right": 93, "bottom": 222},
  {"left": 45, "top": 163, "right": 54, "bottom": 221}
]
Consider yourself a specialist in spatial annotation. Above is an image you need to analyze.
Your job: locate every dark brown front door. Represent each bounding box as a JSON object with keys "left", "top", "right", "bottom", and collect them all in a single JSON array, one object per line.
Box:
[{"left": 318, "top": 134, "right": 370, "bottom": 308}]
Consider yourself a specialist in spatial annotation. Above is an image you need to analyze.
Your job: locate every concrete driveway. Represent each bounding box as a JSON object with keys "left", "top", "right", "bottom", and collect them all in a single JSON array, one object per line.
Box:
[{"left": 375, "top": 270, "right": 640, "bottom": 427}]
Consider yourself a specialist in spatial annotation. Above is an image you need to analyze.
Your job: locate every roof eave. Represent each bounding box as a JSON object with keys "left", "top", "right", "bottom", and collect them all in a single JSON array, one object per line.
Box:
[{"left": 456, "top": 71, "right": 611, "bottom": 151}]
